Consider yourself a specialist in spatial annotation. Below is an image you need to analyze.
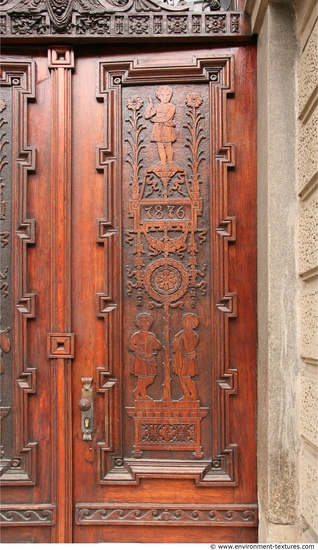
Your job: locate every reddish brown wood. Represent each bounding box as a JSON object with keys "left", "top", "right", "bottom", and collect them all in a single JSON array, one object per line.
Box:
[
  {"left": 47, "top": 46, "right": 74, "bottom": 544},
  {"left": 71, "top": 43, "right": 257, "bottom": 542},
  {"left": 0, "top": 41, "right": 256, "bottom": 543},
  {"left": 0, "top": 50, "right": 55, "bottom": 543}
]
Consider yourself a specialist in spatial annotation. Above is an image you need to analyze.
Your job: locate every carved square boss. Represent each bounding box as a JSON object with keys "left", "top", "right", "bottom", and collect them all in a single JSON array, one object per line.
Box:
[{"left": 47, "top": 333, "right": 75, "bottom": 359}]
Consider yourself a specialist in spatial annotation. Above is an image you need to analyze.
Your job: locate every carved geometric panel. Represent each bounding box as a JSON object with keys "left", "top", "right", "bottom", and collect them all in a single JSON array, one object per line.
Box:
[{"left": 0, "top": 60, "right": 37, "bottom": 484}]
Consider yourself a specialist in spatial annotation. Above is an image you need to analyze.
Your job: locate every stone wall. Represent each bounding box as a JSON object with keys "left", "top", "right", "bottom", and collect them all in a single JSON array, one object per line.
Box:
[{"left": 245, "top": 0, "right": 318, "bottom": 543}]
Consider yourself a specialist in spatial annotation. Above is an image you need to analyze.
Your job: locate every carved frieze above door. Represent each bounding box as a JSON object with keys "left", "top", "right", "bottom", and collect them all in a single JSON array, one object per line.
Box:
[{"left": 0, "top": 0, "right": 250, "bottom": 39}]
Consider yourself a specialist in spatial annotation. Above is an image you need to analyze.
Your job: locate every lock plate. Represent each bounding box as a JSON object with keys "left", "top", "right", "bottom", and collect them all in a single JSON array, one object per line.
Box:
[{"left": 78, "top": 377, "right": 94, "bottom": 441}]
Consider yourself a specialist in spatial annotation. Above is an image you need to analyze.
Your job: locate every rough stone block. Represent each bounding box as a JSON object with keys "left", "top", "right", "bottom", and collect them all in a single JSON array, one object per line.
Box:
[
  {"left": 297, "top": 20, "right": 318, "bottom": 117},
  {"left": 301, "top": 376, "right": 318, "bottom": 447},
  {"left": 298, "top": 196, "right": 318, "bottom": 275},
  {"left": 300, "top": 450, "right": 318, "bottom": 533},
  {"left": 297, "top": 110, "right": 318, "bottom": 194},
  {"left": 300, "top": 290, "right": 318, "bottom": 359}
]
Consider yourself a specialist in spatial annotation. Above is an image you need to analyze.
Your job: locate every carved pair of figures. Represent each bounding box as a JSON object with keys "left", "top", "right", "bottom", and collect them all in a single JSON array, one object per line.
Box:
[{"left": 129, "top": 312, "right": 199, "bottom": 401}]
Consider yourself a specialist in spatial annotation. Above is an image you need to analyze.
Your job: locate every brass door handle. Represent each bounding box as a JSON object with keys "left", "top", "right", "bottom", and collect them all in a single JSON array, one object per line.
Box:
[{"left": 78, "top": 377, "right": 94, "bottom": 440}]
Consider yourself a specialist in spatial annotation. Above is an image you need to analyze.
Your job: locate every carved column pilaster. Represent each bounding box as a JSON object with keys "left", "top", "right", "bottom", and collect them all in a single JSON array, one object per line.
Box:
[{"left": 47, "top": 46, "right": 74, "bottom": 544}]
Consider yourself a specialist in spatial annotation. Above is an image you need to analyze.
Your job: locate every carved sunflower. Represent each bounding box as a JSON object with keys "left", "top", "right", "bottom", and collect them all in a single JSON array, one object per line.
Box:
[
  {"left": 185, "top": 93, "right": 203, "bottom": 108},
  {"left": 127, "top": 96, "right": 143, "bottom": 111}
]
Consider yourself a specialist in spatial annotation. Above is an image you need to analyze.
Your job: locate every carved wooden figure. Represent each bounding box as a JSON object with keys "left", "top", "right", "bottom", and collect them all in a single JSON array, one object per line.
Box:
[
  {"left": 144, "top": 86, "right": 176, "bottom": 167},
  {"left": 172, "top": 313, "right": 199, "bottom": 401},
  {"left": 129, "top": 312, "right": 161, "bottom": 400}
]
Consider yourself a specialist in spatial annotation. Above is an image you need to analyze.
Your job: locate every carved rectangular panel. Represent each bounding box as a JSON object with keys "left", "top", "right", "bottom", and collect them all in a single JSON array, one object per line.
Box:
[
  {"left": 0, "top": 61, "right": 37, "bottom": 485},
  {"left": 96, "top": 55, "right": 239, "bottom": 485},
  {"left": 0, "top": 50, "right": 69, "bottom": 543}
]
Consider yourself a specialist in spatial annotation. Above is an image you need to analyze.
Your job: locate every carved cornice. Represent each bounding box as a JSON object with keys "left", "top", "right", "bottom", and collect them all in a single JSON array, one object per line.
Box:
[{"left": 0, "top": 0, "right": 251, "bottom": 39}]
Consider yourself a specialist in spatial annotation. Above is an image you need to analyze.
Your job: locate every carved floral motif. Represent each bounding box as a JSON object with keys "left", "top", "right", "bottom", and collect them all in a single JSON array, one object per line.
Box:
[
  {"left": 231, "top": 13, "right": 239, "bottom": 33},
  {"left": 129, "top": 15, "right": 149, "bottom": 34},
  {"left": 167, "top": 15, "right": 187, "bottom": 34},
  {"left": 206, "top": 14, "right": 226, "bottom": 33},
  {"left": 140, "top": 423, "right": 195, "bottom": 443},
  {"left": 0, "top": 15, "right": 6, "bottom": 35},
  {"left": 76, "top": 15, "right": 111, "bottom": 34},
  {"left": 154, "top": 15, "right": 162, "bottom": 33},
  {"left": 11, "top": 15, "right": 47, "bottom": 35}
]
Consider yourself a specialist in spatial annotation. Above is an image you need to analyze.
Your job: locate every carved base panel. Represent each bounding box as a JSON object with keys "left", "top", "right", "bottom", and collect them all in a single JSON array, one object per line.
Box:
[{"left": 126, "top": 400, "right": 208, "bottom": 458}]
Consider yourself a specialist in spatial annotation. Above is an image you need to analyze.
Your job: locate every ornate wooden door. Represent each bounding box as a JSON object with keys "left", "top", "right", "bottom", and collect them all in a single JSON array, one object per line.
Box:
[
  {"left": 71, "top": 44, "right": 257, "bottom": 544},
  {"left": 0, "top": 3, "right": 256, "bottom": 544}
]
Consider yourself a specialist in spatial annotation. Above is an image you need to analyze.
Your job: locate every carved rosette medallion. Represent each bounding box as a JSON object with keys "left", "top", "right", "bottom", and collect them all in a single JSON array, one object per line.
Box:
[
  {"left": 143, "top": 258, "right": 189, "bottom": 305},
  {"left": 125, "top": 87, "right": 208, "bottom": 459}
]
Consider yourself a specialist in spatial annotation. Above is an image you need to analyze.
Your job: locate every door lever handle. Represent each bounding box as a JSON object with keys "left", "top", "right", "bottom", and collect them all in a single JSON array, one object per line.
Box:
[{"left": 78, "top": 377, "right": 94, "bottom": 441}]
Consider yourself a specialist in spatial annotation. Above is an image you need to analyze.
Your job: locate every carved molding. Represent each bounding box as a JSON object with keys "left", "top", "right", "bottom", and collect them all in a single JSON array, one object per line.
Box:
[
  {"left": 0, "top": 504, "right": 56, "bottom": 526},
  {"left": 75, "top": 502, "right": 258, "bottom": 526},
  {"left": 16, "top": 293, "right": 36, "bottom": 318},
  {"left": 0, "top": 0, "right": 251, "bottom": 39},
  {"left": 48, "top": 46, "right": 74, "bottom": 541},
  {"left": 96, "top": 293, "right": 117, "bottom": 316},
  {"left": 16, "top": 219, "right": 36, "bottom": 243}
]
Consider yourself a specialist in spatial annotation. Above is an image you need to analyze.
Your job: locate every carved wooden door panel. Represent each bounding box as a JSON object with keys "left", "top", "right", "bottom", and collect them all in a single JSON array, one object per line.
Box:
[
  {"left": 71, "top": 43, "right": 257, "bottom": 543},
  {"left": 0, "top": 41, "right": 256, "bottom": 543}
]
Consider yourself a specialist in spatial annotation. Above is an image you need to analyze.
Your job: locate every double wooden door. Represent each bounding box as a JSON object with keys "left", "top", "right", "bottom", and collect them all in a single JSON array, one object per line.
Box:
[{"left": 0, "top": 43, "right": 257, "bottom": 543}]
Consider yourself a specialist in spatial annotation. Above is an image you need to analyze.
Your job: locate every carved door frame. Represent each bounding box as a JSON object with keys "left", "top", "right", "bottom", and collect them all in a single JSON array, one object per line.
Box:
[{"left": 0, "top": 0, "right": 257, "bottom": 543}]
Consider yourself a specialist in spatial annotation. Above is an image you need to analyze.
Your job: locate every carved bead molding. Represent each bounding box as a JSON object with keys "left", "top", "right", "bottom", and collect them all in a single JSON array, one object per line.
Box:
[
  {"left": 0, "top": 504, "right": 56, "bottom": 526},
  {"left": 75, "top": 503, "right": 258, "bottom": 526},
  {"left": 0, "top": 0, "right": 251, "bottom": 40},
  {"left": 0, "top": 60, "right": 37, "bottom": 485}
]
